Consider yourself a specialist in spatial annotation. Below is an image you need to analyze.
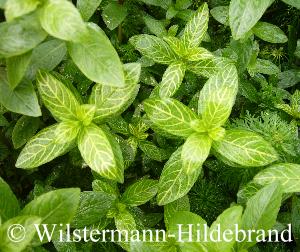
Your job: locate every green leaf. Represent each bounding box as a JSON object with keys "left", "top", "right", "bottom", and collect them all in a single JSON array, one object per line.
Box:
[
  {"left": 175, "top": 0, "right": 192, "bottom": 10},
  {"left": 16, "top": 124, "right": 75, "bottom": 168},
  {"left": 39, "top": 0, "right": 87, "bottom": 41},
  {"left": 78, "top": 124, "right": 124, "bottom": 183},
  {"left": 90, "top": 63, "right": 140, "bottom": 123},
  {"left": 54, "top": 121, "right": 81, "bottom": 144},
  {"left": 210, "top": 6, "right": 229, "bottom": 25},
  {"left": 102, "top": 1, "right": 127, "bottom": 30},
  {"left": 213, "top": 129, "right": 278, "bottom": 167},
  {"left": 248, "top": 58, "right": 280, "bottom": 76},
  {"left": 157, "top": 147, "right": 201, "bottom": 205},
  {"left": 115, "top": 210, "right": 136, "bottom": 232},
  {"left": 252, "top": 22, "right": 288, "bottom": 43},
  {"left": 76, "top": 104, "right": 95, "bottom": 126},
  {"left": 0, "top": 177, "right": 20, "bottom": 222},
  {"left": 4, "top": 0, "right": 40, "bottom": 21},
  {"left": 68, "top": 23, "right": 125, "bottom": 87},
  {"left": 281, "top": 0, "right": 300, "bottom": 9},
  {"left": 181, "top": 3, "right": 209, "bottom": 48},
  {"left": 198, "top": 64, "right": 238, "bottom": 129},
  {"left": 139, "top": 140, "right": 170, "bottom": 161},
  {"left": 144, "top": 98, "right": 198, "bottom": 138},
  {"left": 159, "top": 62, "right": 186, "bottom": 98},
  {"left": 71, "top": 191, "right": 116, "bottom": 228},
  {"left": 143, "top": 15, "right": 167, "bottom": 37},
  {"left": 239, "top": 182, "right": 282, "bottom": 249},
  {"left": 229, "top": 0, "right": 275, "bottom": 40},
  {"left": 77, "top": 0, "right": 102, "bottom": 21},
  {"left": 253, "top": 163, "right": 300, "bottom": 193},
  {"left": 6, "top": 51, "right": 32, "bottom": 89},
  {"left": 120, "top": 179, "right": 158, "bottom": 206},
  {"left": 130, "top": 34, "right": 178, "bottom": 64},
  {"left": 0, "top": 215, "right": 41, "bottom": 252},
  {"left": 138, "top": 0, "right": 172, "bottom": 9},
  {"left": 237, "top": 182, "right": 262, "bottom": 205},
  {"left": 181, "top": 133, "right": 212, "bottom": 174},
  {"left": 0, "top": 69, "right": 41, "bottom": 117},
  {"left": 0, "top": 12, "right": 47, "bottom": 58},
  {"left": 12, "top": 115, "right": 40, "bottom": 149},
  {"left": 37, "top": 70, "right": 80, "bottom": 121},
  {"left": 92, "top": 179, "right": 119, "bottom": 196}
]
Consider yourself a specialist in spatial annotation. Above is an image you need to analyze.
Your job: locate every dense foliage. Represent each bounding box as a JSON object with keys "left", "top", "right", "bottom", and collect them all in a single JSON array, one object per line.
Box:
[{"left": 0, "top": 0, "right": 299, "bottom": 251}]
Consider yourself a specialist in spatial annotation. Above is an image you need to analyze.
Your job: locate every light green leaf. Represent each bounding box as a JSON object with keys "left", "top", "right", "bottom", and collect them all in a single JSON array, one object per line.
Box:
[
  {"left": 198, "top": 64, "right": 238, "bottom": 129},
  {"left": 102, "top": 1, "right": 127, "bottom": 30},
  {"left": 77, "top": 0, "right": 102, "bottom": 21},
  {"left": 37, "top": 70, "right": 80, "bottom": 121},
  {"left": 0, "top": 177, "right": 20, "bottom": 222},
  {"left": 144, "top": 98, "right": 198, "bottom": 138},
  {"left": 130, "top": 34, "right": 178, "bottom": 64},
  {"left": 92, "top": 179, "right": 119, "bottom": 196},
  {"left": 239, "top": 182, "right": 282, "bottom": 249},
  {"left": 143, "top": 15, "right": 167, "bottom": 37},
  {"left": 12, "top": 115, "right": 40, "bottom": 149},
  {"left": 229, "top": 0, "right": 275, "bottom": 40},
  {"left": 90, "top": 63, "right": 140, "bottom": 123},
  {"left": 71, "top": 191, "right": 116, "bottom": 228},
  {"left": 213, "top": 129, "right": 278, "bottom": 167},
  {"left": 5, "top": 0, "right": 40, "bottom": 21},
  {"left": 157, "top": 147, "right": 201, "bottom": 205},
  {"left": 78, "top": 124, "right": 124, "bottom": 183},
  {"left": 6, "top": 51, "right": 32, "bottom": 89},
  {"left": 68, "top": 23, "right": 125, "bottom": 87},
  {"left": 121, "top": 179, "right": 158, "bottom": 206},
  {"left": 138, "top": 0, "right": 172, "bottom": 9},
  {"left": 115, "top": 210, "right": 136, "bottom": 232},
  {"left": 181, "top": 3, "right": 209, "bottom": 48},
  {"left": 76, "top": 104, "right": 95, "bottom": 126},
  {"left": 252, "top": 22, "right": 288, "bottom": 43},
  {"left": 39, "top": 0, "right": 87, "bottom": 41},
  {"left": 248, "top": 58, "right": 280, "bottom": 76},
  {"left": 159, "top": 62, "right": 186, "bottom": 98},
  {"left": 0, "top": 12, "right": 47, "bottom": 58},
  {"left": 16, "top": 124, "right": 75, "bottom": 168},
  {"left": 188, "top": 47, "right": 214, "bottom": 61},
  {"left": 181, "top": 133, "right": 212, "bottom": 174},
  {"left": 253, "top": 163, "right": 300, "bottom": 193},
  {"left": 210, "top": 6, "right": 229, "bottom": 25},
  {"left": 0, "top": 69, "right": 41, "bottom": 117},
  {"left": 54, "top": 121, "right": 81, "bottom": 144},
  {"left": 175, "top": 0, "right": 192, "bottom": 10},
  {"left": 139, "top": 140, "right": 170, "bottom": 161},
  {"left": 237, "top": 182, "right": 262, "bottom": 205},
  {"left": 281, "top": 0, "right": 300, "bottom": 9}
]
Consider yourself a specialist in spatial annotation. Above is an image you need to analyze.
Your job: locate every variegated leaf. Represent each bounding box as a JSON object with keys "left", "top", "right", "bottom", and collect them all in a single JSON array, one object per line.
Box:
[
  {"left": 54, "top": 121, "right": 81, "bottom": 144},
  {"left": 252, "top": 22, "right": 288, "bottom": 44},
  {"left": 115, "top": 210, "right": 136, "bottom": 232}
]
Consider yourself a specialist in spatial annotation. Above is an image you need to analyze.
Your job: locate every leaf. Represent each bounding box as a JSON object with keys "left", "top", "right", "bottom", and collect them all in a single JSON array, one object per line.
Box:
[
  {"left": 130, "top": 34, "right": 178, "bottom": 64},
  {"left": 78, "top": 124, "right": 124, "bottom": 183},
  {"left": 157, "top": 147, "right": 201, "bottom": 205},
  {"left": 229, "top": 0, "right": 275, "bottom": 40},
  {"left": 90, "top": 63, "right": 140, "bottom": 123},
  {"left": 54, "top": 121, "right": 81, "bottom": 144},
  {"left": 68, "top": 23, "right": 125, "bottom": 87},
  {"left": 71, "top": 191, "right": 116, "bottom": 228},
  {"left": 39, "top": 0, "right": 87, "bottom": 41},
  {"left": 0, "top": 12, "right": 47, "bottom": 58},
  {"left": 159, "top": 62, "right": 186, "bottom": 98},
  {"left": 198, "top": 64, "right": 238, "bottom": 129},
  {"left": 16, "top": 124, "right": 75, "bottom": 168},
  {"left": 120, "top": 179, "right": 158, "bottom": 206},
  {"left": 36, "top": 70, "right": 80, "bottom": 121},
  {"left": 253, "top": 163, "right": 300, "bottom": 193},
  {"left": 181, "top": 133, "right": 212, "bottom": 173},
  {"left": 144, "top": 98, "right": 198, "bottom": 138},
  {"left": 0, "top": 69, "right": 41, "bottom": 117},
  {"left": 115, "top": 210, "right": 136, "bottom": 232},
  {"left": 248, "top": 58, "right": 280, "bottom": 76},
  {"left": 210, "top": 6, "right": 229, "bottom": 25},
  {"left": 281, "top": 0, "right": 300, "bottom": 9},
  {"left": 102, "top": 1, "right": 127, "bottom": 30},
  {"left": 213, "top": 129, "right": 278, "bottom": 167},
  {"left": 181, "top": 3, "right": 209, "bottom": 48},
  {"left": 0, "top": 177, "right": 20, "bottom": 222},
  {"left": 12, "top": 115, "right": 40, "bottom": 149},
  {"left": 77, "top": 0, "right": 102, "bottom": 21},
  {"left": 239, "top": 182, "right": 282, "bottom": 249},
  {"left": 6, "top": 51, "right": 32, "bottom": 89},
  {"left": 175, "top": 0, "right": 192, "bottom": 10},
  {"left": 138, "top": 0, "right": 172, "bottom": 9},
  {"left": 252, "top": 22, "right": 288, "bottom": 43},
  {"left": 4, "top": 0, "right": 40, "bottom": 21},
  {"left": 237, "top": 182, "right": 262, "bottom": 205},
  {"left": 139, "top": 140, "right": 170, "bottom": 161},
  {"left": 143, "top": 15, "right": 167, "bottom": 37},
  {"left": 92, "top": 179, "right": 119, "bottom": 196}
]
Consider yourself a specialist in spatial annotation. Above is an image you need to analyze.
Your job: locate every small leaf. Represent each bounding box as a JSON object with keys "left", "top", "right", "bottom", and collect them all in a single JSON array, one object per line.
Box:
[
  {"left": 102, "top": 1, "right": 127, "bottom": 30},
  {"left": 120, "top": 179, "right": 158, "bottom": 206},
  {"left": 143, "top": 15, "right": 167, "bottom": 37},
  {"left": 77, "top": 0, "right": 102, "bottom": 21},
  {"left": 252, "top": 21, "right": 288, "bottom": 43},
  {"left": 210, "top": 6, "right": 229, "bottom": 25},
  {"left": 76, "top": 104, "right": 95, "bottom": 126},
  {"left": 115, "top": 210, "right": 136, "bottom": 232},
  {"left": 92, "top": 179, "right": 119, "bottom": 196},
  {"left": 282, "top": 0, "right": 300, "bottom": 9},
  {"left": 213, "top": 129, "right": 278, "bottom": 167},
  {"left": 5, "top": 0, "right": 40, "bottom": 21},
  {"left": 248, "top": 58, "right": 280, "bottom": 75},
  {"left": 54, "top": 121, "right": 81, "bottom": 144},
  {"left": 139, "top": 140, "right": 170, "bottom": 161}
]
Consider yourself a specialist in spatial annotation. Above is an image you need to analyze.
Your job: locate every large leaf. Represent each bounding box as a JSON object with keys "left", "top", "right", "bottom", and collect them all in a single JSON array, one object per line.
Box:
[
  {"left": 39, "top": 0, "right": 87, "bottom": 41},
  {"left": 16, "top": 124, "right": 75, "bottom": 168},
  {"left": 144, "top": 98, "right": 198, "bottom": 138},
  {"left": 120, "top": 179, "right": 158, "bottom": 206},
  {"left": 253, "top": 163, "right": 300, "bottom": 193},
  {"left": 229, "top": 0, "right": 275, "bottom": 40},
  {"left": 90, "top": 63, "right": 140, "bottom": 123},
  {"left": 0, "top": 12, "right": 47, "bottom": 58},
  {"left": 198, "top": 64, "right": 238, "bottom": 129},
  {"left": 78, "top": 124, "right": 124, "bottom": 183},
  {"left": 157, "top": 147, "right": 201, "bottom": 205},
  {"left": 213, "top": 129, "right": 278, "bottom": 167},
  {"left": 0, "top": 68, "right": 41, "bottom": 117},
  {"left": 252, "top": 22, "right": 288, "bottom": 43},
  {"left": 68, "top": 23, "right": 125, "bottom": 87},
  {"left": 77, "top": 0, "right": 102, "bottom": 21},
  {"left": 37, "top": 70, "right": 80, "bottom": 121},
  {"left": 4, "top": 0, "right": 40, "bottom": 21}
]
